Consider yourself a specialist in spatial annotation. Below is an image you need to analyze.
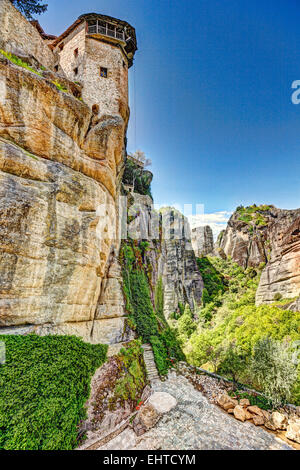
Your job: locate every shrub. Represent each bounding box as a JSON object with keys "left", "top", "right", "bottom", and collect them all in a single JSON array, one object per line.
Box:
[
  {"left": 177, "top": 305, "right": 197, "bottom": 345},
  {"left": 127, "top": 270, "right": 158, "bottom": 341},
  {"left": 0, "top": 335, "right": 107, "bottom": 450},
  {"left": 150, "top": 335, "right": 169, "bottom": 376},
  {"left": 250, "top": 338, "right": 298, "bottom": 407},
  {"left": 155, "top": 276, "right": 164, "bottom": 321},
  {"left": 112, "top": 341, "right": 147, "bottom": 404},
  {"left": 273, "top": 292, "right": 282, "bottom": 301},
  {"left": 217, "top": 344, "right": 247, "bottom": 383},
  {"left": 120, "top": 240, "right": 184, "bottom": 374}
]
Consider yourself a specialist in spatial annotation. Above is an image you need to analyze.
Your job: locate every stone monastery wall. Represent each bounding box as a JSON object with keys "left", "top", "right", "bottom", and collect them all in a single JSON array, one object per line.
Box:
[{"left": 52, "top": 23, "right": 86, "bottom": 78}]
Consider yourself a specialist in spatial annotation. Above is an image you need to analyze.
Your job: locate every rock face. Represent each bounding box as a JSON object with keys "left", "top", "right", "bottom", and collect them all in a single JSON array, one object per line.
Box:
[
  {"left": 256, "top": 213, "right": 300, "bottom": 304},
  {"left": 0, "top": 0, "right": 55, "bottom": 69},
  {"left": 191, "top": 226, "right": 214, "bottom": 257},
  {"left": 127, "top": 198, "right": 204, "bottom": 318},
  {"left": 0, "top": 54, "right": 130, "bottom": 344},
  {"left": 0, "top": 58, "right": 203, "bottom": 342},
  {"left": 159, "top": 209, "right": 203, "bottom": 317},
  {"left": 216, "top": 206, "right": 300, "bottom": 305}
]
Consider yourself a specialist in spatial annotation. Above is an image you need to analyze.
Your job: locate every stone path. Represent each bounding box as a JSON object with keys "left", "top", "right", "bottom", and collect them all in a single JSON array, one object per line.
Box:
[
  {"left": 142, "top": 344, "right": 160, "bottom": 382},
  {"left": 99, "top": 373, "right": 293, "bottom": 450}
]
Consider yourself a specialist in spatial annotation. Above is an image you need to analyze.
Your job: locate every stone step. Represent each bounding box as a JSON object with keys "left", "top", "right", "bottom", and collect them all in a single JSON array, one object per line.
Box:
[{"left": 141, "top": 343, "right": 160, "bottom": 383}]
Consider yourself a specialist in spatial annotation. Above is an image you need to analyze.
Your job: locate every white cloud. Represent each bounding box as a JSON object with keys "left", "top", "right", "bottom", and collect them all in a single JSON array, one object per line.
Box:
[{"left": 188, "top": 211, "right": 232, "bottom": 241}]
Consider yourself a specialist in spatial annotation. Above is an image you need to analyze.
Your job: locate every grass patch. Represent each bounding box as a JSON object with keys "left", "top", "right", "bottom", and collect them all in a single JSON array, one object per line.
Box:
[
  {"left": 51, "top": 81, "right": 68, "bottom": 93},
  {"left": 0, "top": 49, "right": 42, "bottom": 76},
  {"left": 0, "top": 335, "right": 107, "bottom": 450}
]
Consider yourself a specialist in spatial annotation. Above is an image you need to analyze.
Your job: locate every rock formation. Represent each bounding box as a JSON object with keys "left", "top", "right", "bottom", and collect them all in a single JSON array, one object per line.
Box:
[
  {"left": 0, "top": 3, "right": 203, "bottom": 343},
  {"left": 256, "top": 211, "right": 300, "bottom": 304},
  {"left": 215, "top": 205, "right": 300, "bottom": 304},
  {"left": 191, "top": 225, "right": 214, "bottom": 257},
  {"left": 124, "top": 192, "right": 203, "bottom": 319},
  {"left": 0, "top": 51, "right": 129, "bottom": 343},
  {"left": 158, "top": 208, "right": 203, "bottom": 317}
]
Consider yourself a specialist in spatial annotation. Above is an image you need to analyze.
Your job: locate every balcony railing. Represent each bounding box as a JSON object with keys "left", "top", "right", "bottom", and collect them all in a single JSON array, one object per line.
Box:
[{"left": 87, "top": 23, "right": 125, "bottom": 42}]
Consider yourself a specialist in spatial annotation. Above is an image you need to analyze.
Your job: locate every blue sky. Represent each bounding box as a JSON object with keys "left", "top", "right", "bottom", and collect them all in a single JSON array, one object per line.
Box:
[{"left": 39, "top": 0, "right": 300, "bottom": 232}]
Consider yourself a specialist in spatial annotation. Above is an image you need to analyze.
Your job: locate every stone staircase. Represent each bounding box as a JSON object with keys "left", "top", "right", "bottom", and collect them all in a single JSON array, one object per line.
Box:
[{"left": 142, "top": 344, "right": 160, "bottom": 383}]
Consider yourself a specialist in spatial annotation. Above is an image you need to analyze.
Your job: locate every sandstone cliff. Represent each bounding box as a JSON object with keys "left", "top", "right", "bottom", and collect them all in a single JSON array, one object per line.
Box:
[
  {"left": 157, "top": 208, "right": 203, "bottom": 317},
  {"left": 191, "top": 225, "right": 214, "bottom": 257},
  {"left": 0, "top": 53, "right": 130, "bottom": 343},
  {"left": 124, "top": 192, "right": 203, "bottom": 318},
  {"left": 0, "top": 52, "right": 203, "bottom": 343},
  {"left": 215, "top": 205, "right": 300, "bottom": 304}
]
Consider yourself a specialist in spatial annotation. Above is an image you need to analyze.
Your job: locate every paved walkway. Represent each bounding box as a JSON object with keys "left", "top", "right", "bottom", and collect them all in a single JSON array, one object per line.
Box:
[{"left": 101, "top": 373, "right": 293, "bottom": 450}]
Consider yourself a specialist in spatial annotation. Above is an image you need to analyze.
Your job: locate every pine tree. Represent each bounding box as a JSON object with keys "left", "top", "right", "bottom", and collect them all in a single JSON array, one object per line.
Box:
[{"left": 10, "top": 0, "right": 48, "bottom": 20}]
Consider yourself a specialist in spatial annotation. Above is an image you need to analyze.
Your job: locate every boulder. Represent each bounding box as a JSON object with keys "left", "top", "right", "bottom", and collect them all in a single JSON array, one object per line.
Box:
[
  {"left": 233, "top": 405, "right": 246, "bottom": 422},
  {"left": 239, "top": 398, "right": 250, "bottom": 408},
  {"left": 217, "top": 393, "right": 238, "bottom": 410},
  {"left": 223, "top": 400, "right": 238, "bottom": 411},
  {"left": 245, "top": 411, "right": 254, "bottom": 420},
  {"left": 253, "top": 415, "right": 265, "bottom": 426},
  {"left": 265, "top": 420, "right": 277, "bottom": 431},
  {"left": 148, "top": 392, "right": 177, "bottom": 414},
  {"left": 137, "top": 404, "right": 160, "bottom": 429},
  {"left": 261, "top": 410, "right": 270, "bottom": 422},
  {"left": 247, "top": 406, "right": 264, "bottom": 417},
  {"left": 286, "top": 421, "right": 300, "bottom": 444},
  {"left": 227, "top": 408, "right": 234, "bottom": 414},
  {"left": 132, "top": 403, "right": 160, "bottom": 436},
  {"left": 271, "top": 411, "right": 288, "bottom": 430}
]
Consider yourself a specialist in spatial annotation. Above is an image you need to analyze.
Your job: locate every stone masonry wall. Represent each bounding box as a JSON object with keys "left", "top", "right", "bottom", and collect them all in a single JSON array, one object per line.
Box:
[
  {"left": 0, "top": 0, "right": 54, "bottom": 69},
  {"left": 83, "top": 38, "right": 129, "bottom": 118},
  {"left": 52, "top": 23, "right": 86, "bottom": 79}
]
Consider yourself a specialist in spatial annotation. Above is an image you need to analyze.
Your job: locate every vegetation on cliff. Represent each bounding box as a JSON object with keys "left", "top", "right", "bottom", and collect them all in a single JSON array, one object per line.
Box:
[
  {"left": 122, "top": 158, "right": 153, "bottom": 198},
  {"left": 0, "top": 335, "right": 107, "bottom": 450},
  {"left": 120, "top": 239, "right": 185, "bottom": 376},
  {"left": 0, "top": 49, "right": 43, "bottom": 75},
  {"left": 172, "top": 256, "right": 300, "bottom": 405},
  {"left": 236, "top": 204, "right": 272, "bottom": 228},
  {"left": 86, "top": 340, "right": 147, "bottom": 434}
]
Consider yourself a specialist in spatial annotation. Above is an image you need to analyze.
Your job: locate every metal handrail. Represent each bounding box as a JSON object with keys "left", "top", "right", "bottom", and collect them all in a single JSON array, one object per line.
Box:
[{"left": 87, "top": 24, "right": 125, "bottom": 41}]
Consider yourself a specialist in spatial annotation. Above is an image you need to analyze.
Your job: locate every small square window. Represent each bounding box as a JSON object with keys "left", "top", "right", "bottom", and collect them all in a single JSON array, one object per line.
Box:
[
  {"left": 74, "top": 67, "right": 78, "bottom": 76},
  {"left": 54, "top": 65, "right": 59, "bottom": 72},
  {"left": 74, "top": 48, "right": 79, "bottom": 57},
  {"left": 100, "top": 67, "right": 108, "bottom": 78}
]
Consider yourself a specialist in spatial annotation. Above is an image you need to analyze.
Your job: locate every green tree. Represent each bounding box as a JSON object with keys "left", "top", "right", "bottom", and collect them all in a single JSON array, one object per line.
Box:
[
  {"left": 251, "top": 338, "right": 298, "bottom": 407},
  {"left": 155, "top": 276, "right": 164, "bottom": 320},
  {"left": 218, "top": 343, "right": 247, "bottom": 382},
  {"left": 10, "top": 0, "right": 47, "bottom": 20},
  {"left": 177, "top": 305, "right": 196, "bottom": 345}
]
